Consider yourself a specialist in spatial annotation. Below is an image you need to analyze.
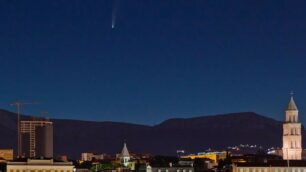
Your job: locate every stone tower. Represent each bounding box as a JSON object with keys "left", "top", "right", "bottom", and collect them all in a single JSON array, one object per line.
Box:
[{"left": 282, "top": 96, "right": 302, "bottom": 160}]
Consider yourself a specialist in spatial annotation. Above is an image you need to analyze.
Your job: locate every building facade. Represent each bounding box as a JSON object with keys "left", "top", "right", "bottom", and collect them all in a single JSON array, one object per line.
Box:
[
  {"left": 233, "top": 165, "right": 306, "bottom": 172},
  {"left": 145, "top": 165, "right": 194, "bottom": 172},
  {"left": 282, "top": 97, "right": 302, "bottom": 160},
  {"left": 20, "top": 120, "right": 53, "bottom": 158},
  {"left": 0, "top": 149, "right": 13, "bottom": 160},
  {"left": 181, "top": 151, "right": 227, "bottom": 165},
  {"left": 81, "top": 153, "right": 104, "bottom": 161},
  {"left": 7, "top": 159, "right": 74, "bottom": 172},
  {"left": 232, "top": 161, "right": 306, "bottom": 172}
]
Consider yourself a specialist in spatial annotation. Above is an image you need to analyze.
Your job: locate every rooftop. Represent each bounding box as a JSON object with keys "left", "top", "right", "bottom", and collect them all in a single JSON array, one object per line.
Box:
[{"left": 235, "top": 160, "right": 306, "bottom": 167}]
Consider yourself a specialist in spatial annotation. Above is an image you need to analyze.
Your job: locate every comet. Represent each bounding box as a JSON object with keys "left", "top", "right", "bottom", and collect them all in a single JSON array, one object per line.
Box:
[{"left": 111, "top": 0, "right": 118, "bottom": 29}]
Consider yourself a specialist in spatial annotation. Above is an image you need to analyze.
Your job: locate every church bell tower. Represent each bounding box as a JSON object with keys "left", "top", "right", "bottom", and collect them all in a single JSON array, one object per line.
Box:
[{"left": 282, "top": 96, "right": 302, "bottom": 160}]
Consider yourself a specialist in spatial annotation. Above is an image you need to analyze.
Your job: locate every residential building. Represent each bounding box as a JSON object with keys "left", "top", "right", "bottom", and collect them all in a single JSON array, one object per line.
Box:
[
  {"left": 20, "top": 119, "right": 53, "bottom": 158},
  {"left": 81, "top": 153, "right": 104, "bottom": 161}
]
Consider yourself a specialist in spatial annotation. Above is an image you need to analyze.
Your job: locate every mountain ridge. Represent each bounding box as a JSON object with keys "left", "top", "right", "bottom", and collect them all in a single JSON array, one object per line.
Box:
[{"left": 0, "top": 109, "right": 300, "bottom": 159}]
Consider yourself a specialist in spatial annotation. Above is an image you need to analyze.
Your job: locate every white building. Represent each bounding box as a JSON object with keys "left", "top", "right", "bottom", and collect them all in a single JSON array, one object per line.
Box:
[
  {"left": 120, "top": 142, "right": 131, "bottom": 167},
  {"left": 7, "top": 159, "right": 74, "bottom": 172},
  {"left": 282, "top": 96, "right": 302, "bottom": 160}
]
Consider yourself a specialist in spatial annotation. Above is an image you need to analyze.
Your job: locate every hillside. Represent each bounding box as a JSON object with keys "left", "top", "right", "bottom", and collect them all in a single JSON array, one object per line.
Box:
[{"left": 0, "top": 110, "right": 299, "bottom": 159}]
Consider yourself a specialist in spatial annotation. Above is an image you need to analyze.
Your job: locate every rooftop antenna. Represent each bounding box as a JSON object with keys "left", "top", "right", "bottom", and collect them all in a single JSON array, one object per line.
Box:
[{"left": 10, "top": 101, "right": 40, "bottom": 158}]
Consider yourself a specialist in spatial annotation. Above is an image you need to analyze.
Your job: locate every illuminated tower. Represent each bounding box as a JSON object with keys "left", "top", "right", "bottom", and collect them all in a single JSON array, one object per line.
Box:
[
  {"left": 120, "top": 142, "right": 130, "bottom": 167},
  {"left": 282, "top": 96, "right": 302, "bottom": 160}
]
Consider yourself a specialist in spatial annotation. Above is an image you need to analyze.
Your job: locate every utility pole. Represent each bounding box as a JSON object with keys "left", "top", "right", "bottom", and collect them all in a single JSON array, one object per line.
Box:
[{"left": 10, "top": 101, "right": 39, "bottom": 158}]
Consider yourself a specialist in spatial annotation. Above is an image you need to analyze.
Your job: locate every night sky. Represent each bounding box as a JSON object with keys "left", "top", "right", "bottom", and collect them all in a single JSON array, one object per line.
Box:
[{"left": 0, "top": 0, "right": 306, "bottom": 125}]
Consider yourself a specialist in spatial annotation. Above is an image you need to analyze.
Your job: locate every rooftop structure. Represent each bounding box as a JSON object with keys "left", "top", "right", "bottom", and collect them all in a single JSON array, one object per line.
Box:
[
  {"left": 7, "top": 159, "right": 74, "bottom": 172},
  {"left": 232, "top": 160, "right": 306, "bottom": 172}
]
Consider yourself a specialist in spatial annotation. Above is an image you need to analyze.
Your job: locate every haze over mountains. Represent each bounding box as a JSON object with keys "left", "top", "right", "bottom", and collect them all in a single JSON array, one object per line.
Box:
[{"left": 0, "top": 109, "right": 303, "bottom": 159}]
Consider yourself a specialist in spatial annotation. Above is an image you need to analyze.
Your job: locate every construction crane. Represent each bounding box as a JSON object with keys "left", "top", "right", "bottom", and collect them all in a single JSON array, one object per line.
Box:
[{"left": 10, "top": 101, "right": 40, "bottom": 158}]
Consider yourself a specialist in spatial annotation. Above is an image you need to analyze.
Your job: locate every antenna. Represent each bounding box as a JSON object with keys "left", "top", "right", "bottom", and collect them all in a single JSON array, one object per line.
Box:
[{"left": 10, "top": 101, "right": 40, "bottom": 158}]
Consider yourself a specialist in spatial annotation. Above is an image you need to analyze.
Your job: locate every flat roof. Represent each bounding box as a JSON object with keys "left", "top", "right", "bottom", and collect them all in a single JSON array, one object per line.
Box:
[{"left": 235, "top": 160, "right": 306, "bottom": 167}]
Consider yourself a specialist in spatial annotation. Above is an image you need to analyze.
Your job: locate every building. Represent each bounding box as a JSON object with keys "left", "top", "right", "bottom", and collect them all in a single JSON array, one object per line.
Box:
[
  {"left": 181, "top": 151, "right": 226, "bottom": 165},
  {"left": 120, "top": 142, "right": 131, "bottom": 167},
  {"left": 143, "top": 164, "right": 194, "bottom": 172},
  {"left": 7, "top": 159, "right": 74, "bottom": 172},
  {"left": 20, "top": 119, "right": 53, "bottom": 158},
  {"left": 232, "top": 160, "right": 306, "bottom": 172},
  {"left": 58, "top": 155, "right": 69, "bottom": 162},
  {"left": 0, "top": 149, "right": 13, "bottom": 161},
  {"left": 282, "top": 96, "right": 302, "bottom": 160},
  {"left": 81, "top": 152, "right": 104, "bottom": 161}
]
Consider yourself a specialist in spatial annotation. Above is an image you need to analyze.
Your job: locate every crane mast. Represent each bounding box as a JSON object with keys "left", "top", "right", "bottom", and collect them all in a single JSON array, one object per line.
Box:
[{"left": 10, "top": 101, "right": 39, "bottom": 158}]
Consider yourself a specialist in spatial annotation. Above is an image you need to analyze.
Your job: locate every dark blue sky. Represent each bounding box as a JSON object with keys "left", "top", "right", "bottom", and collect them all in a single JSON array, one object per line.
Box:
[{"left": 0, "top": 0, "right": 306, "bottom": 125}]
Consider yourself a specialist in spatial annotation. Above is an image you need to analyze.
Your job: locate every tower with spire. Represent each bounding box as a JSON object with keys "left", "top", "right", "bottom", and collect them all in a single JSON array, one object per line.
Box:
[
  {"left": 282, "top": 96, "right": 302, "bottom": 160},
  {"left": 120, "top": 142, "right": 131, "bottom": 167}
]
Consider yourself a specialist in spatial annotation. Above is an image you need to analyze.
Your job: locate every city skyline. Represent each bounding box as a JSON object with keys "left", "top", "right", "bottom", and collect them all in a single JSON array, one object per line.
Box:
[{"left": 0, "top": 0, "right": 306, "bottom": 125}]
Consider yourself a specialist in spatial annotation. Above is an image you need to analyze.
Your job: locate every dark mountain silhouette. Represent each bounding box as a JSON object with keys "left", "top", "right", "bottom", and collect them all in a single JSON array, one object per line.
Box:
[{"left": 0, "top": 109, "right": 303, "bottom": 159}]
